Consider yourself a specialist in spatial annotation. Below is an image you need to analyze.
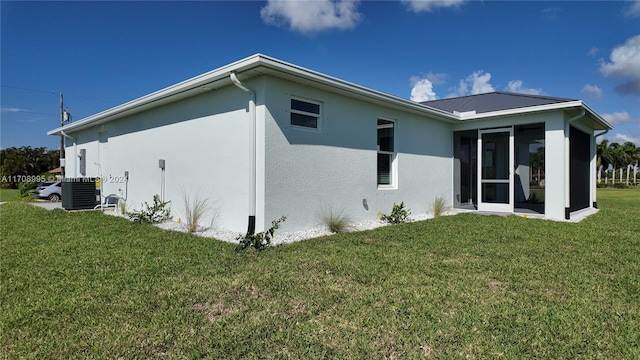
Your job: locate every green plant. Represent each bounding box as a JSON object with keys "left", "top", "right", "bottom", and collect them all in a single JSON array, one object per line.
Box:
[
  {"left": 17, "top": 181, "right": 37, "bottom": 200},
  {"left": 318, "top": 207, "right": 352, "bottom": 233},
  {"left": 237, "top": 216, "right": 286, "bottom": 250},
  {"left": 182, "top": 190, "right": 214, "bottom": 233},
  {"left": 380, "top": 201, "right": 411, "bottom": 224},
  {"left": 127, "top": 194, "right": 171, "bottom": 224},
  {"left": 432, "top": 195, "right": 448, "bottom": 217}
]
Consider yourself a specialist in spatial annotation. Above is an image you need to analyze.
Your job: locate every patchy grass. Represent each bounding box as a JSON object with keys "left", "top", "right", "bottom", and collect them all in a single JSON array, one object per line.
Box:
[{"left": 1, "top": 188, "right": 639, "bottom": 358}]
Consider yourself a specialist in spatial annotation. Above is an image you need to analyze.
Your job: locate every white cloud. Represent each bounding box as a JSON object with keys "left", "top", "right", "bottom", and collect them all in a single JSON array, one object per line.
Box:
[
  {"left": 446, "top": 70, "right": 494, "bottom": 97},
  {"left": 587, "top": 47, "right": 599, "bottom": 57},
  {"left": 402, "top": 0, "right": 465, "bottom": 12},
  {"left": 467, "top": 70, "right": 494, "bottom": 95},
  {"left": 581, "top": 84, "right": 604, "bottom": 99},
  {"left": 261, "top": 0, "right": 362, "bottom": 34},
  {"left": 1, "top": 107, "right": 28, "bottom": 113},
  {"left": 608, "top": 133, "right": 640, "bottom": 146},
  {"left": 600, "top": 34, "right": 640, "bottom": 95},
  {"left": 410, "top": 76, "right": 438, "bottom": 102},
  {"left": 505, "top": 80, "right": 543, "bottom": 95},
  {"left": 624, "top": 0, "right": 640, "bottom": 18},
  {"left": 449, "top": 79, "right": 468, "bottom": 97},
  {"left": 602, "top": 111, "right": 636, "bottom": 125}
]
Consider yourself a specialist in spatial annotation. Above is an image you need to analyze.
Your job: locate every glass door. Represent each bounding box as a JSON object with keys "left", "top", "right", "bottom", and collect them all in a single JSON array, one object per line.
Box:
[{"left": 478, "top": 128, "right": 514, "bottom": 212}]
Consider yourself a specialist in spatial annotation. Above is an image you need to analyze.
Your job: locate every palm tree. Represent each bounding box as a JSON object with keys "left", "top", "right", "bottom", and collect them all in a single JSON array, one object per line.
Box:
[
  {"left": 597, "top": 139, "right": 613, "bottom": 171},
  {"left": 621, "top": 142, "right": 639, "bottom": 164}
]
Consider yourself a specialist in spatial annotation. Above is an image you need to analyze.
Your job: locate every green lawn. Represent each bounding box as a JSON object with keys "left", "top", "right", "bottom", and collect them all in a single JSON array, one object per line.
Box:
[
  {"left": 0, "top": 189, "right": 19, "bottom": 202},
  {"left": 1, "top": 188, "right": 639, "bottom": 359}
]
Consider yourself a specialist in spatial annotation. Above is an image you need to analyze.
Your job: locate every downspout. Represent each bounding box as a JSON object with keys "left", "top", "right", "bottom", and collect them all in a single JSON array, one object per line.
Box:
[
  {"left": 230, "top": 71, "right": 257, "bottom": 235},
  {"left": 564, "top": 108, "right": 586, "bottom": 219},
  {"left": 60, "top": 131, "right": 76, "bottom": 178},
  {"left": 594, "top": 129, "right": 609, "bottom": 138}
]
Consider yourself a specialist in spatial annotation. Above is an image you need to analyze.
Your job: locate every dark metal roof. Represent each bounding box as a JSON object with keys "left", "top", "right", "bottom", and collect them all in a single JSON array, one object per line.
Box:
[{"left": 422, "top": 91, "right": 577, "bottom": 114}]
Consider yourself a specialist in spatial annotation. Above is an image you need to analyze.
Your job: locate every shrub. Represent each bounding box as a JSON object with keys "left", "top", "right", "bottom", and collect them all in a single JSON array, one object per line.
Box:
[
  {"left": 18, "top": 181, "right": 37, "bottom": 200},
  {"left": 432, "top": 195, "right": 448, "bottom": 218},
  {"left": 237, "top": 216, "right": 286, "bottom": 251},
  {"left": 318, "top": 207, "right": 352, "bottom": 233},
  {"left": 380, "top": 202, "right": 411, "bottom": 224},
  {"left": 127, "top": 194, "right": 171, "bottom": 224},
  {"left": 182, "top": 190, "right": 214, "bottom": 233}
]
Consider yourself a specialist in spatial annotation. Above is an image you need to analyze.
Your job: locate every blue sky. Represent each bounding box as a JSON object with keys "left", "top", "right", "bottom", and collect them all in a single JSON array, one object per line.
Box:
[{"left": 2, "top": 0, "right": 639, "bottom": 150}]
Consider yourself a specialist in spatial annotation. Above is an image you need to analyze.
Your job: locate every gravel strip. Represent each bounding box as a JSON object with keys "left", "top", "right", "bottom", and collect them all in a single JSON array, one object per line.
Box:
[
  {"left": 104, "top": 209, "right": 447, "bottom": 245},
  {"left": 104, "top": 207, "right": 595, "bottom": 246}
]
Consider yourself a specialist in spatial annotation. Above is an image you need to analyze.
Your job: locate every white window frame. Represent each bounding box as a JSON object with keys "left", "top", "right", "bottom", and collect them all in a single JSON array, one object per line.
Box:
[
  {"left": 290, "top": 97, "right": 322, "bottom": 132},
  {"left": 377, "top": 118, "right": 397, "bottom": 189}
]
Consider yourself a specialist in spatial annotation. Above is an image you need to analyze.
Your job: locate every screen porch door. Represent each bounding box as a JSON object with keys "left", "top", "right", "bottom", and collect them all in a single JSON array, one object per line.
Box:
[{"left": 478, "top": 128, "right": 514, "bottom": 212}]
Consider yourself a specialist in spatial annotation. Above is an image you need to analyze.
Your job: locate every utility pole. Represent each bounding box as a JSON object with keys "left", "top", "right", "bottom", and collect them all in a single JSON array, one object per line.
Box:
[{"left": 60, "top": 93, "right": 66, "bottom": 178}]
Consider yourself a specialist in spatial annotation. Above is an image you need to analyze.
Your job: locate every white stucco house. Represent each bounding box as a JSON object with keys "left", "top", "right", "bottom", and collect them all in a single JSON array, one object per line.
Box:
[{"left": 48, "top": 54, "right": 612, "bottom": 233}]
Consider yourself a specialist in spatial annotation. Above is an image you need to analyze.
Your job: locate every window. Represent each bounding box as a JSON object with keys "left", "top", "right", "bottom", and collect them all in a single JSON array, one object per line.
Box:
[
  {"left": 291, "top": 98, "right": 320, "bottom": 129},
  {"left": 377, "top": 119, "right": 395, "bottom": 187}
]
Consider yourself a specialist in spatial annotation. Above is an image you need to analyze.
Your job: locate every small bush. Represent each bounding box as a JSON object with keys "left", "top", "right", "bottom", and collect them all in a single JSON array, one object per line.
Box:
[
  {"left": 128, "top": 194, "right": 171, "bottom": 224},
  {"left": 237, "top": 216, "right": 286, "bottom": 251},
  {"left": 318, "top": 207, "right": 352, "bottom": 233},
  {"left": 182, "top": 190, "right": 215, "bottom": 233},
  {"left": 18, "top": 182, "right": 37, "bottom": 200},
  {"left": 380, "top": 202, "right": 411, "bottom": 224},
  {"left": 432, "top": 195, "right": 448, "bottom": 218}
]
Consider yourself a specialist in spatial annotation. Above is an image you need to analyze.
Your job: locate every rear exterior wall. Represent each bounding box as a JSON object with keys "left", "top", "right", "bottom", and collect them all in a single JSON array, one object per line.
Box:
[{"left": 261, "top": 77, "right": 454, "bottom": 232}]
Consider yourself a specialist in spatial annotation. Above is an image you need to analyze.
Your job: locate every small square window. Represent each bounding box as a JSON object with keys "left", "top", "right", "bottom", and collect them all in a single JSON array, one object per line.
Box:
[{"left": 291, "top": 98, "right": 320, "bottom": 129}]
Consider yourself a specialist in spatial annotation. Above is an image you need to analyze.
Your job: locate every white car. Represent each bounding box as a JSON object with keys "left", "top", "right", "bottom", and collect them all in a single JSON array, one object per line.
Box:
[{"left": 36, "top": 181, "right": 62, "bottom": 201}]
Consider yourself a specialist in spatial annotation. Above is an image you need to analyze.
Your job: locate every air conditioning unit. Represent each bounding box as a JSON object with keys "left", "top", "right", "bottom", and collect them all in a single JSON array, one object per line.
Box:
[{"left": 62, "top": 178, "right": 100, "bottom": 210}]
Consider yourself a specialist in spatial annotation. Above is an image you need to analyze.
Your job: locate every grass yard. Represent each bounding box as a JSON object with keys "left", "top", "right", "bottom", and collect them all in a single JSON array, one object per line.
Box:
[
  {"left": 1, "top": 188, "right": 639, "bottom": 359},
  {"left": 0, "top": 189, "right": 20, "bottom": 202}
]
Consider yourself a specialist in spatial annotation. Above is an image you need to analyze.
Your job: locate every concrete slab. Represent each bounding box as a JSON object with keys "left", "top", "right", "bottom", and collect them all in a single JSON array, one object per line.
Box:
[{"left": 29, "top": 202, "right": 63, "bottom": 210}]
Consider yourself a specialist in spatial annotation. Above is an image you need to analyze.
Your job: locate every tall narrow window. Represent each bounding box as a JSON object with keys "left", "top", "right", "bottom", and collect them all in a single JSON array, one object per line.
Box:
[
  {"left": 291, "top": 98, "right": 320, "bottom": 129},
  {"left": 377, "top": 119, "right": 395, "bottom": 186}
]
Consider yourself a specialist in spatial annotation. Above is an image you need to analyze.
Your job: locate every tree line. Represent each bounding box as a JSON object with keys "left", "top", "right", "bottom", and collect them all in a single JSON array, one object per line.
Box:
[
  {"left": 597, "top": 140, "right": 640, "bottom": 171},
  {"left": 0, "top": 147, "right": 60, "bottom": 188}
]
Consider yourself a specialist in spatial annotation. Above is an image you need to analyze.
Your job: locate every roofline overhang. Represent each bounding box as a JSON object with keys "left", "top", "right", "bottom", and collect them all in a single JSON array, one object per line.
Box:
[
  {"left": 454, "top": 100, "right": 613, "bottom": 130},
  {"left": 48, "top": 54, "right": 459, "bottom": 136},
  {"left": 48, "top": 54, "right": 613, "bottom": 136}
]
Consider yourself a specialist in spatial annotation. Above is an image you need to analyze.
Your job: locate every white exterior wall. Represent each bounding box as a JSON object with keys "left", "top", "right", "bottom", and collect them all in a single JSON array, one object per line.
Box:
[
  {"left": 261, "top": 77, "right": 453, "bottom": 232},
  {"left": 64, "top": 84, "right": 255, "bottom": 232},
  {"left": 544, "top": 114, "right": 567, "bottom": 220}
]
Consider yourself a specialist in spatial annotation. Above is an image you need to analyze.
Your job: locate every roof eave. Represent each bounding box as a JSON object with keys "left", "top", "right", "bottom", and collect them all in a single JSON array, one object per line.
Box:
[
  {"left": 48, "top": 54, "right": 459, "bottom": 136},
  {"left": 456, "top": 100, "right": 613, "bottom": 130},
  {"left": 253, "top": 56, "right": 459, "bottom": 122},
  {"left": 48, "top": 54, "right": 271, "bottom": 136}
]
